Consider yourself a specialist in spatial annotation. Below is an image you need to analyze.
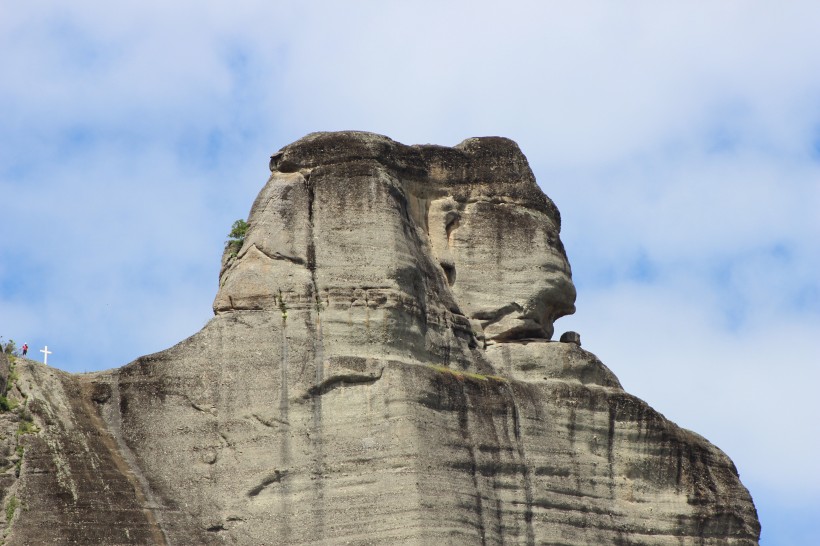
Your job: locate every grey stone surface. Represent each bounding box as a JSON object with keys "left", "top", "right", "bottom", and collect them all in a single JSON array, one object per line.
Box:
[
  {"left": 559, "top": 330, "right": 582, "bottom": 346},
  {"left": 0, "top": 132, "right": 759, "bottom": 545}
]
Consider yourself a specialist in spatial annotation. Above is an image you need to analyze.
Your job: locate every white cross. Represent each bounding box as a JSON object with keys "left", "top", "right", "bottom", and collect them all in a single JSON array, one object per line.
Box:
[{"left": 40, "top": 346, "right": 52, "bottom": 365}]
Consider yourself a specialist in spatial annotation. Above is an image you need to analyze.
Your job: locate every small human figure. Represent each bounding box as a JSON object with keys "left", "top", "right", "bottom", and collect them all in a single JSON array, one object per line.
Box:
[{"left": 21, "top": 343, "right": 28, "bottom": 356}]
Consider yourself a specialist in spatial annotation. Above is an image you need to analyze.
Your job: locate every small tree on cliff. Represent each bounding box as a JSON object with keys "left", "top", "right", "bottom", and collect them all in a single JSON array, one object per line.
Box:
[
  {"left": 226, "top": 219, "right": 249, "bottom": 257},
  {"left": 1, "top": 338, "right": 18, "bottom": 356}
]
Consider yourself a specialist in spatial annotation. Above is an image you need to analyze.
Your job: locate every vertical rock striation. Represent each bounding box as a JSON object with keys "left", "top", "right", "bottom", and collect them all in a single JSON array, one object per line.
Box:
[{"left": 1, "top": 132, "right": 759, "bottom": 545}]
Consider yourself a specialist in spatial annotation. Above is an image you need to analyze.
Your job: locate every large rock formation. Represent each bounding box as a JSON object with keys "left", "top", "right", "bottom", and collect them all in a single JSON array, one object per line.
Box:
[{"left": 1, "top": 132, "right": 759, "bottom": 545}]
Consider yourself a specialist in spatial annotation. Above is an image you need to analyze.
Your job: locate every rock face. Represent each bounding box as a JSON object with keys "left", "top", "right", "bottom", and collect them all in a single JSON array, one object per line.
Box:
[{"left": 0, "top": 132, "right": 759, "bottom": 545}]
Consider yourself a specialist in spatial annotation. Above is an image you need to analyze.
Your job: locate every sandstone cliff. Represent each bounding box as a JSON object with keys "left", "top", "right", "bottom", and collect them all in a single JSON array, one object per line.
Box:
[{"left": 0, "top": 132, "right": 759, "bottom": 545}]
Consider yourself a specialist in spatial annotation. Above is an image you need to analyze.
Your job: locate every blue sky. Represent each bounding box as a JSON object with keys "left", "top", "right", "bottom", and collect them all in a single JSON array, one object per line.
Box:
[{"left": 2, "top": 2, "right": 819, "bottom": 543}]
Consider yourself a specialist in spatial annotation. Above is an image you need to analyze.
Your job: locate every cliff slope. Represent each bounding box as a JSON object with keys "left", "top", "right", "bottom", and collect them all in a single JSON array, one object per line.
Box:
[{"left": 1, "top": 132, "right": 759, "bottom": 545}]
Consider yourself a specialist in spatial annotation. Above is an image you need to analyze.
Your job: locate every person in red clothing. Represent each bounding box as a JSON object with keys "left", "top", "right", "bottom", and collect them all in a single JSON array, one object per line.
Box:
[{"left": 21, "top": 343, "right": 28, "bottom": 356}]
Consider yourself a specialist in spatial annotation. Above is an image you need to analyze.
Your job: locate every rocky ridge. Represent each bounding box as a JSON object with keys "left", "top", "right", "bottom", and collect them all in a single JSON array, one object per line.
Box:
[{"left": 0, "top": 132, "right": 759, "bottom": 544}]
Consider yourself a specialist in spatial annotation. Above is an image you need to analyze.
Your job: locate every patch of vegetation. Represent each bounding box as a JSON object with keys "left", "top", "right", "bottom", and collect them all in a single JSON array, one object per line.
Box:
[
  {"left": 0, "top": 396, "right": 17, "bottom": 412},
  {"left": 0, "top": 338, "right": 18, "bottom": 357},
  {"left": 0, "top": 355, "right": 19, "bottom": 413},
  {"left": 427, "top": 364, "right": 507, "bottom": 383},
  {"left": 275, "top": 289, "right": 288, "bottom": 322},
  {"left": 5, "top": 496, "right": 17, "bottom": 524},
  {"left": 16, "top": 421, "right": 38, "bottom": 436},
  {"left": 14, "top": 446, "right": 23, "bottom": 477},
  {"left": 225, "top": 219, "right": 249, "bottom": 257}
]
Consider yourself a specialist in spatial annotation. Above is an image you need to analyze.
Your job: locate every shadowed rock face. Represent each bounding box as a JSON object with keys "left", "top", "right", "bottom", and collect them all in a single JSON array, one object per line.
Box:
[{"left": 1, "top": 132, "right": 759, "bottom": 545}]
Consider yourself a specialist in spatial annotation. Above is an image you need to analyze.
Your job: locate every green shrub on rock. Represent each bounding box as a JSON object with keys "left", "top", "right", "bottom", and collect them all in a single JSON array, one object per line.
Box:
[
  {"left": 0, "top": 396, "right": 17, "bottom": 412},
  {"left": 5, "top": 495, "right": 18, "bottom": 523},
  {"left": 225, "top": 219, "right": 249, "bottom": 257}
]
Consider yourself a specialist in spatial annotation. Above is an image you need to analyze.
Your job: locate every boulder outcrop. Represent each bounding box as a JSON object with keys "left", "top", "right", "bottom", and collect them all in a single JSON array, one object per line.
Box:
[{"left": 1, "top": 132, "right": 759, "bottom": 545}]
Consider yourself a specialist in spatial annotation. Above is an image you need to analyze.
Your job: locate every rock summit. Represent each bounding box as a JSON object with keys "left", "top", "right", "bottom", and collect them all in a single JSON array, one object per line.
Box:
[{"left": 0, "top": 132, "right": 759, "bottom": 545}]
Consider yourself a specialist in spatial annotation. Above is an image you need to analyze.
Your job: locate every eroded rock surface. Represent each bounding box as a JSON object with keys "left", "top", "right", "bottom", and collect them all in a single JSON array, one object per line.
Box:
[{"left": 0, "top": 132, "right": 759, "bottom": 545}]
